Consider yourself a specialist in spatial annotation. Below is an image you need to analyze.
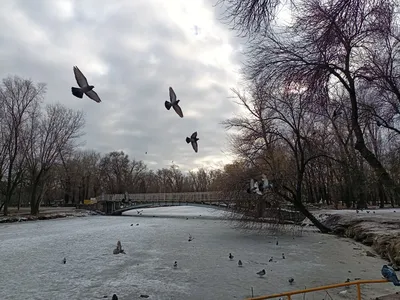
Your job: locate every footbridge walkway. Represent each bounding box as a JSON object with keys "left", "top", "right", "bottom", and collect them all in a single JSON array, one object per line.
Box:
[{"left": 96, "top": 191, "right": 233, "bottom": 215}]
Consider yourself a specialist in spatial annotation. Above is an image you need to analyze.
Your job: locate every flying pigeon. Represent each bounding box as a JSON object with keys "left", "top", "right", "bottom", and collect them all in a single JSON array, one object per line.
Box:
[
  {"left": 289, "top": 278, "right": 294, "bottom": 284},
  {"left": 257, "top": 269, "right": 266, "bottom": 277},
  {"left": 112, "top": 294, "right": 118, "bottom": 300},
  {"left": 71, "top": 66, "right": 101, "bottom": 103},
  {"left": 258, "top": 174, "right": 273, "bottom": 193},
  {"left": 173, "top": 261, "right": 178, "bottom": 268},
  {"left": 165, "top": 87, "right": 183, "bottom": 118},
  {"left": 247, "top": 179, "right": 262, "bottom": 195},
  {"left": 186, "top": 132, "right": 199, "bottom": 153},
  {"left": 238, "top": 260, "right": 243, "bottom": 267},
  {"left": 229, "top": 253, "right": 234, "bottom": 260},
  {"left": 381, "top": 265, "right": 400, "bottom": 286}
]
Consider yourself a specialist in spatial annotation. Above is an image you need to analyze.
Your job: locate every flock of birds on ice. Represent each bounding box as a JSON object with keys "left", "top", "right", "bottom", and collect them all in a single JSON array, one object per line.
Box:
[
  {"left": 69, "top": 67, "right": 400, "bottom": 298},
  {"left": 71, "top": 66, "right": 200, "bottom": 153},
  {"left": 60, "top": 236, "right": 400, "bottom": 299}
]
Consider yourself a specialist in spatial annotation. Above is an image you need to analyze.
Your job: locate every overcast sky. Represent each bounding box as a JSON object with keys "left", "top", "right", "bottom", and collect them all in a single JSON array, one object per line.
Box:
[{"left": 0, "top": 0, "right": 249, "bottom": 172}]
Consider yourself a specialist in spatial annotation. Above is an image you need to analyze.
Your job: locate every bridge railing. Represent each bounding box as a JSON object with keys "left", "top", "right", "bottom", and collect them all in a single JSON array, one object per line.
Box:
[{"left": 97, "top": 191, "right": 227, "bottom": 203}]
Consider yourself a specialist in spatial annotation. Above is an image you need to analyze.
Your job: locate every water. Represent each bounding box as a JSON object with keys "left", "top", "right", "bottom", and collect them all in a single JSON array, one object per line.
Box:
[{"left": 0, "top": 206, "right": 397, "bottom": 300}]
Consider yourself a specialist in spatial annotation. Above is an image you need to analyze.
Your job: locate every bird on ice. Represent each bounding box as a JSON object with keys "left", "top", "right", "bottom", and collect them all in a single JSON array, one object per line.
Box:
[
  {"left": 165, "top": 87, "right": 183, "bottom": 118},
  {"left": 381, "top": 265, "right": 400, "bottom": 286},
  {"left": 173, "top": 261, "right": 178, "bottom": 268},
  {"left": 238, "top": 260, "right": 243, "bottom": 267},
  {"left": 112, "top": 294, "right": 118, "bottom": 300},
  {"left": 282, "top": 253, "right": 285, "bottom": 259},
  {"left": 229, "top": 253, "right": 234, "bottom": 260},
  {"left": 186, "top": 132, "right": 199, "bottom": 153},
  {"left": 71, "top": 66, "right": 101, "bottom": 103},
  {"left": 63, "top": 257, "right": 66, "bottom": 264},
  {"left": 289, "top": 278, "right": 294, "bottom": 284},
  {"left": 257, "top": 269, "right": 266, "bottom": 277},
  {"left": 268, "top": 257, "right": 273, "bottom": 262}
]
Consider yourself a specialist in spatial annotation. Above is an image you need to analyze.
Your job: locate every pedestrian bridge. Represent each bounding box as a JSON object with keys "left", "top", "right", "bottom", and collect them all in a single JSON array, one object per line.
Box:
[{"left": 96, "top": 191, "right": 234, "bottom": 215}]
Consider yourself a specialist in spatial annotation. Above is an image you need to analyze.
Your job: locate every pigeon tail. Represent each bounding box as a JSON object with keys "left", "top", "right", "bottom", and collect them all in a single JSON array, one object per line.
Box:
[
  {"left": 71, "top": 87, "right": 84, "bottom": 98},
  {"left": 165, "top": 101, "right": 172, "bottom": 110},
  {"left": 186, "top": 137, "right": 191, "bottom": 144},
  {"left": 390, "top": 275, "right": 400, "bottom": 286}
]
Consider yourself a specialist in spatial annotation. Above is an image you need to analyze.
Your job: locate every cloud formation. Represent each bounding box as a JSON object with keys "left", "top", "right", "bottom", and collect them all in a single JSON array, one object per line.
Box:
[{"left": 0, "top": 0, "right": 245, "bottom": 171}]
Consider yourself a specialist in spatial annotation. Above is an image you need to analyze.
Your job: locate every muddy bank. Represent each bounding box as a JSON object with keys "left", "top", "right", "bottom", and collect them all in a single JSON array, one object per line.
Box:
[
  {"left": 316, "top": 211, "right": 400, "bottom": 268},
  {"left": 0, "top": 209, "right": 102, "bottom": 224}
]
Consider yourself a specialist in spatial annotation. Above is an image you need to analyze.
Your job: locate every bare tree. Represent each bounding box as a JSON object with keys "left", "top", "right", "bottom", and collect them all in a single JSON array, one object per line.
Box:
[
  {"left": 223, "top": 81, "right": 333, "bottom": 232},
  {"left": 215, "top": 0, "right": 295, "bottom": 37},
  {"left": 98, "top": 151, "right": 146, "bottom": 194},
  {"left": 0, "top": 76, "right": 45, "bottom": 215},
  {"left": 24, "top": 103, "right": 85, "bottom": 215},
  {"left": 232, "top": 0, "right": 400, "bottom": 198}
]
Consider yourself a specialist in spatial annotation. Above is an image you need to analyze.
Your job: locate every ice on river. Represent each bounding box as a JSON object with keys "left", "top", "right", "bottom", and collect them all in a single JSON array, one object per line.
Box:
[
  {"left": 0, "top": 206, "right": 398, "bottom": 300},
  {"left": 122, "top": 205, "right": 228, "bottom": 219}
]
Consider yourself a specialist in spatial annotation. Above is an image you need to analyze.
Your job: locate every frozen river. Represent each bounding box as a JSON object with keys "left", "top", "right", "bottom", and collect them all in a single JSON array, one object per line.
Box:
[{"left": 0, "top": 206, "right": 398, "bottom": 300}]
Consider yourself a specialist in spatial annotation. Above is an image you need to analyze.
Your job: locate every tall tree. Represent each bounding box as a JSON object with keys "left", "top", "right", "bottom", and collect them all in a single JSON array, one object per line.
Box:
[
  {"left": 0, "top": 76, "right": 45, "bottom": 215},
  {"left": 24, "top": 103, "right": 85, "bottom": 215},
  {"left": 219, "top": 0, "right": 400, "bottom": 202}
]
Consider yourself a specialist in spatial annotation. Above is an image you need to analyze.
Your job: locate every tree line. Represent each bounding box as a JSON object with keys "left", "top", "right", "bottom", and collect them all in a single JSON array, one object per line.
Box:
[
  {"left": 215, "top": 0, "right": 400, "bottom": 232},
  {"left": 3, "top": 0, "right": 400, "bottom": 231},
  {"left": 0, "top": 76, "right": 222, "bottom": 216}
]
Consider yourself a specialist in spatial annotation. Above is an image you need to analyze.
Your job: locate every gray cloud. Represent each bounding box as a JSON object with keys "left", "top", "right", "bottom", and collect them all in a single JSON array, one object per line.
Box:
[{"left": 0, "top": 0, "right": 246, "bottom": 171}]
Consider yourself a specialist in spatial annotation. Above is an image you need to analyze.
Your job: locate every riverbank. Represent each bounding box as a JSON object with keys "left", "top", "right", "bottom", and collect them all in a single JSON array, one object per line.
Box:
[
  {"left": 310, "top": 209, "right": 400, "bottom": 268},
  {"left": 0, "top": 207, "right": 102, "bottom": 224}
]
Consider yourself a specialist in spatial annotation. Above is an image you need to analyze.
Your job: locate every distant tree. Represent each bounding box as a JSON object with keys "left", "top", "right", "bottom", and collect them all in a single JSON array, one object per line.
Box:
[
  {"left": 98, "top": 151, "right": 146, "bottom": 194},
  {"left": 24, "top": 103, "right": 85, "bottom": 215},
  {"left": 0, "top": 76, "right": 45, "bottom": 216}
]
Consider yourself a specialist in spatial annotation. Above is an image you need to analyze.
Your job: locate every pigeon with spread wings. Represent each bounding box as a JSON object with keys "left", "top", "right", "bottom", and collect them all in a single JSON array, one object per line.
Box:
[
  {"left": 71, "top": 66, "right": 101, "bottom": 103},
  {"left": 186, "top": 132, "right": 199, "bottom": 153},
  {"left": 165, "top": 87, "right": 183, "bottom": 118}
]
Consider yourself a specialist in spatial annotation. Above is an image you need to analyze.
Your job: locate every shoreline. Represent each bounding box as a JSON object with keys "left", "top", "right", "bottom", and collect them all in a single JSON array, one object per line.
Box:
[
  {"left": 313, "top": 209, "right": 400, "bottom": 268},
  {"left": 0, "top": 208, "right": 102, "bottom": 224}
]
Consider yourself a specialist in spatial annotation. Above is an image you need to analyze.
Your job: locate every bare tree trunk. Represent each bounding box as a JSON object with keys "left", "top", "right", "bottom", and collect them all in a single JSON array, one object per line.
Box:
[
  {"left": 294, "top": 199, "right": 331, "bottom": 233},
  {"left": 3, "top": 198, "right": 9, "bottom": 216},
  {"left": 30, "top": 186, "right": 38, "bottom": 215},
  {"left": 17, "top": 184, "right": 22, "bottom": 211}
]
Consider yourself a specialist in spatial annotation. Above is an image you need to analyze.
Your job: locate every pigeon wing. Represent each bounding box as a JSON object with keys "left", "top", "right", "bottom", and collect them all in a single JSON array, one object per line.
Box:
[
  {"left": 191, "top": 131, "right": 197, "bottom": 139},
  {"left": 85, "top": 90, "right": 102, "bottom": 103},
  {"left": 191, "top": 140, "right": 198, "bottom": 153},
  {"left": 169, "top": 87, "right": 177, "bottom": 103},
  {"left": 73, "top": 66, "right": 89, "bottom": 88},
  {"left": 173, "top": 103, "right": 184, "bottom": 118},
  {"left": 382, "top": 266, "right": 392, "bottom": 279}
]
